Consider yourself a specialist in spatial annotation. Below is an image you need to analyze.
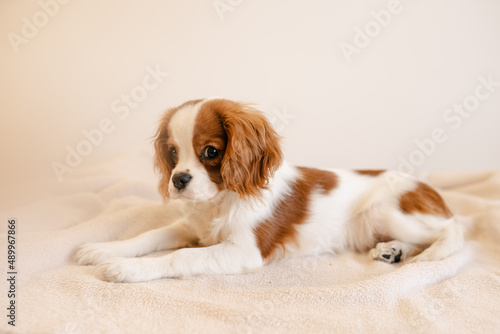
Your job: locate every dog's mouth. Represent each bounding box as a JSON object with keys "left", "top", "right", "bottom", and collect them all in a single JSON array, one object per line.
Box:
[
  {"left": 169, "top": 188, "right": 218, "bottom": 202},
  {"left": 169, "top": 188, "right": 192, "bottom": 200}
]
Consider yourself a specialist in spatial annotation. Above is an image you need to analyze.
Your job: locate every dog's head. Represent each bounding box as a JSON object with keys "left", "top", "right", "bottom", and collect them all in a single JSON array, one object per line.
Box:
[{"left": 154, "top": 98, "right": 283, "bottom": 202}]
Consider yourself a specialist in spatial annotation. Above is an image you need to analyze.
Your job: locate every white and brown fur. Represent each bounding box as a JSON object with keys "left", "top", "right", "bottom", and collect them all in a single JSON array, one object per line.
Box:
[{"left": 76, "top": 98, "right": 464, "bottom": 283}]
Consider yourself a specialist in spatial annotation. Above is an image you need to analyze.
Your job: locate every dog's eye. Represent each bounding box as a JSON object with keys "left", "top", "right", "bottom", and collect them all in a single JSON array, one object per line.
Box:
[
  {"left": 203, "top": 146, "right": 219, "bottom": 159},
  {"left": 170, "top": 147, "right": 177, "bottom": 160}
]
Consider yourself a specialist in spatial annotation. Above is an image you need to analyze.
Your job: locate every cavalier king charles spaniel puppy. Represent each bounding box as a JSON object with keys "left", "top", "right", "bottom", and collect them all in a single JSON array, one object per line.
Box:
[{"left": 76, "top": 98, "right": 464, "bottom": 283}]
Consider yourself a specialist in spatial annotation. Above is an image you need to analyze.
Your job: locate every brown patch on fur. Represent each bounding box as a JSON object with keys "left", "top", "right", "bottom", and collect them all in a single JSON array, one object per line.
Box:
[
  {"left": 254, "top": 167, "right": 338, "bottom": 260},
  {"left": 198, "top": 99, "right": 283, "bottom": 198},
  {"left": 399, "top": 182, "right": 452, "bottom": 218},
  {"left": 192, "top": 104, "right": 228, "bottom": 189},
  {"left": 153, "top": 99, "right": 203, "bottom": 200},
  {"left": 355, "top": 170, "right": 386, "bottom": 176}
]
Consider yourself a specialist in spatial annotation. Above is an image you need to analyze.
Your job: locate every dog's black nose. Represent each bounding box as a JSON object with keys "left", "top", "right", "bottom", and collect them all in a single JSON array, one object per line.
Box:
[{"left": 172, "top": 172, "right": 192, "bottom": 190}]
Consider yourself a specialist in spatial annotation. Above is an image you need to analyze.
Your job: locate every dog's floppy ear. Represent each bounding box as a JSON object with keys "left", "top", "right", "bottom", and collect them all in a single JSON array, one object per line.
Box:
[
  {"left": 218, "top": 101, "right": 283, "bottom": 198},
  {"left": 153, "top": 111, "right": 176, "bottom": 201}
]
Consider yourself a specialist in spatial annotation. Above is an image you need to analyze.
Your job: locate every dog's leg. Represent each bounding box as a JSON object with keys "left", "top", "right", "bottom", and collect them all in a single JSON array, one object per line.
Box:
[
  {"left": 95, "top": 242, "right": 263, "bottom": 283},
  {"left": 76, "top": 219, "right": 195, "bottom": 266},
  {"left": 409, "top": 222, "right": 464, "bottom": 263},
  {"left": 370, "top": 217, "right": 464, "bottom": 264}
]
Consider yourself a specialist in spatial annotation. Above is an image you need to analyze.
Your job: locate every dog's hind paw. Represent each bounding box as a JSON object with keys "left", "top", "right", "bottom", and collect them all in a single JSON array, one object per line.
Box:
[{"left": 370, "top": 241, "right": 409, "bottom": 264}]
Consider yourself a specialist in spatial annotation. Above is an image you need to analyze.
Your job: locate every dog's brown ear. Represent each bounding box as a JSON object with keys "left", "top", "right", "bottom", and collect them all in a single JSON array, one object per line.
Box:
[
  {"left": 216, "top": 100, "right": 283, "bottom": 198},
  {"left": 153, "top": 111, "right": 176, "bottom": 201}
]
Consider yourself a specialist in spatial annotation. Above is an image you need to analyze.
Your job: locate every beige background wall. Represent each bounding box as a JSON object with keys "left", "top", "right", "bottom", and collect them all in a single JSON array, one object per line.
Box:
[{"left": 1, "top": 0, "right": 499, "bottom": 187}]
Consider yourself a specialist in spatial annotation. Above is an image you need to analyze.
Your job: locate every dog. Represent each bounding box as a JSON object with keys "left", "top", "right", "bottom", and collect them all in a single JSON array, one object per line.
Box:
[{"left": 76, "top": 98, "right": 464, "bottom": 283}]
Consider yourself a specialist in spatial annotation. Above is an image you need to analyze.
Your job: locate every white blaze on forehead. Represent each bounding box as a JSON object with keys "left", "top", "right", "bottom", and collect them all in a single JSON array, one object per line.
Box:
[
  {"left": 167, "top": 99, "right": 220, "bottom": 201},
  {"left": 168, "top": 101, "right": 203, "bottom": 167}
]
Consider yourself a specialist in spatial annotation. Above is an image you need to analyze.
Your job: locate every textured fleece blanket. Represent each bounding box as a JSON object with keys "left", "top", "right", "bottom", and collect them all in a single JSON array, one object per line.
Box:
[{"left": 1, "top": 149, "right": 500, "bottom": 334}]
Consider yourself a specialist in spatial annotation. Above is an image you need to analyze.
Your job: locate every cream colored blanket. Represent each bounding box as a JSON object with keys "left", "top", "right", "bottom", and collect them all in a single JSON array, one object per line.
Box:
[{"left": 1, "top": 149, "right": 500, "bottom": 333}]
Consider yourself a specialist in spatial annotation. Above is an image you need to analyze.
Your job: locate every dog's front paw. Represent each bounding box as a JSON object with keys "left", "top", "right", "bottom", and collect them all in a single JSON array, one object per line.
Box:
[
  {"left": 95, "top": 258, "right": 149, "bottom": 283},
  {"left": 75, "top": 242, "right": 118, "bottom": 266}
]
